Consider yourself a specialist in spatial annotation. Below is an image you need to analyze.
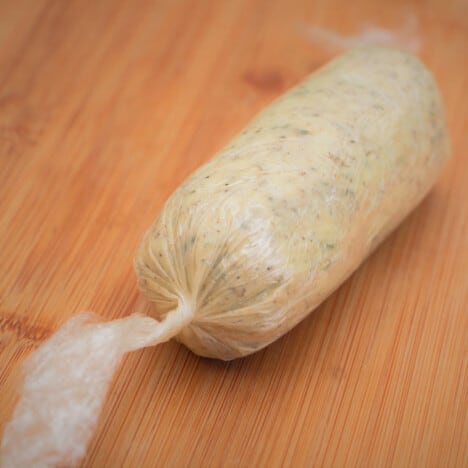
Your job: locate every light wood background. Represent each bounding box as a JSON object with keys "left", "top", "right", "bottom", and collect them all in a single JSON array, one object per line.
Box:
[{"left": 0, "top": 0, "right": 467, "bottom": 466}]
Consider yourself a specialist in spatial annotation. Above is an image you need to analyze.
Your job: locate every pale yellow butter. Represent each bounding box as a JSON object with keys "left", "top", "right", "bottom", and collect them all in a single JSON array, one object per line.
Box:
[{"left": 135, "top": 46, "right": 450, "bottom": 359}]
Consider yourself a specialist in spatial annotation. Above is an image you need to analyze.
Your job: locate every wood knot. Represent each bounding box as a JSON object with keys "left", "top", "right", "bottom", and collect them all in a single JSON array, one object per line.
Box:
[
  {"left": 243, "top": 69, "right": 285, "bottom": 93},
  {"left": 0, "top": 313, "right": 51, "bottom": 343},
  {"left": 0, "top": 94, "right": 49, "bottom": 157}
]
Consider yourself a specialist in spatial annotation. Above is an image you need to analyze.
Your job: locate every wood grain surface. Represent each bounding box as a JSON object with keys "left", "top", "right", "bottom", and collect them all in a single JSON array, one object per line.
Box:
[{"left": 0, "top": 0, "right": 467, "bottom": 466}]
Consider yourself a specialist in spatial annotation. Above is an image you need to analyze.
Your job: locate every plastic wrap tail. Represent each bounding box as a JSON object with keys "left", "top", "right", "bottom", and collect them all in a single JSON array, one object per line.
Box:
[{"left": 0, "top": 302, "right": 192, "bottom": 468}]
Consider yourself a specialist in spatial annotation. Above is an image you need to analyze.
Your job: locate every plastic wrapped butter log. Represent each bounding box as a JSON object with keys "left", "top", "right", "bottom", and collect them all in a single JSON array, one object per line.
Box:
[{"left": 1, "top": 47, "right": 449, "bottom": 467}]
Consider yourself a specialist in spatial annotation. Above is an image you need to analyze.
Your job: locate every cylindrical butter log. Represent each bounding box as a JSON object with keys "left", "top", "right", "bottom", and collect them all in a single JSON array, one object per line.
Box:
[{"left": 135, "top": 46, "right": 450, "bottom": 360}]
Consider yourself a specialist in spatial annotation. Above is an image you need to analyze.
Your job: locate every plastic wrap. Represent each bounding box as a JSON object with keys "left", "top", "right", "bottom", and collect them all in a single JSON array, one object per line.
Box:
[{"left": 135, "top": 47, "right": 449, "bottom": 359}]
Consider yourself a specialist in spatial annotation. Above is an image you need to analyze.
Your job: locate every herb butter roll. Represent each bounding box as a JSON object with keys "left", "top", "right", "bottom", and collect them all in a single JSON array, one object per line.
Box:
[{"left": 135, "top": 46, "right": 450, "bottom": 360}]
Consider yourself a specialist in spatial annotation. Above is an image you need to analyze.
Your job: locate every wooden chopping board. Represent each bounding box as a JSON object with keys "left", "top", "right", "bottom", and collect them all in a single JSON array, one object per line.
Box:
[{"left": 0, "top": 0, "right": 467, "bottom": 466}]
